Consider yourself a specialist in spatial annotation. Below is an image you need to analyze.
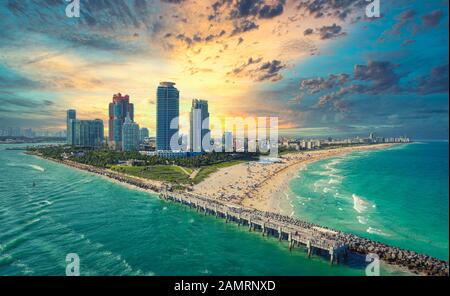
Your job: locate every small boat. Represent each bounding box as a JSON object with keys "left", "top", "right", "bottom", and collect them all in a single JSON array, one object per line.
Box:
[{"left": 32, "top": 182, "right": 36, "bottom": 187}]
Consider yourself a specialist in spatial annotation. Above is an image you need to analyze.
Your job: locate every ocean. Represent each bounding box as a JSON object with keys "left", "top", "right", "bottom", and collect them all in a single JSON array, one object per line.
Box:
[
  {"left": 287, "top": 141, "right": 449, "bottom": 261},
  {"left": 1, "top": 143, "right": 441, "bottom": 275}
]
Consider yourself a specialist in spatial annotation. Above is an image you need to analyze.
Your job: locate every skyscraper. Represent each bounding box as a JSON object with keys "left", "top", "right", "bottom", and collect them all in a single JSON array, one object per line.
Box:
[
  {"left": 74, "top": 119, "right": 104, "bottom": 148},
  {"left": 108, "top": 93, "right": 134, "bottom": 150},
  {"left": 190, "top": 99, "right": 210, "bottom": 152},
  {"left": 223, "top": 131, "right": 233, "bottom": 152},
  {"left": 122, "top": 116, "right": 140, "bottom": 152},
  {"left": 66, "top": 109, "right": 76, "bottom": 145},
  {"left": 139, "top": 127, "right": 149, "bottom": 144},
  {"left": 156, "top": 82, "right": 179, "bottom": 151}
]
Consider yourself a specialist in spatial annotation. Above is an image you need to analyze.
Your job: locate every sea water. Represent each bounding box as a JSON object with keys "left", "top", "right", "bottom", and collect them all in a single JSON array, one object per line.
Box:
[
  {"left": 0, "top": 143, "right": 412, "bottom": 275},
  {"left": 288, "top": 142, "right": 449, "bottom": 261}
]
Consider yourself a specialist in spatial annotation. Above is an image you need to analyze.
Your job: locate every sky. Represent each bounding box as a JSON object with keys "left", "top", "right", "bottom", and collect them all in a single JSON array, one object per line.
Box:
[{"left": 0, "top": 0, "right": 448, "bottom": 139}]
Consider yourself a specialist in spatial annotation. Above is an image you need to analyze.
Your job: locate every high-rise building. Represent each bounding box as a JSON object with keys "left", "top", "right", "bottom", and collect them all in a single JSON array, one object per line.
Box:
[
  {"left": 156, "top": 82, "right": 179, "bottom": 151},
  {"left": 122, "top": 116, "right": 140, "bottom": 152},
  {"left": 67, "top": 109, "right": 76, "bottom": 145},
  {"left": 223, "top": 131, "right": 233, "bottom": 152},
  {"left": 108, "top": 93, "right": 134, "bottom": 150},
  {"left": 139, "top": 128, "right": 149, "bottom": 144},
  {"left": 74, "top": 119, "right": 104, "bottom": 148},
  {"left": 189, "top": 99, "right": 210, "bottom": 152}
]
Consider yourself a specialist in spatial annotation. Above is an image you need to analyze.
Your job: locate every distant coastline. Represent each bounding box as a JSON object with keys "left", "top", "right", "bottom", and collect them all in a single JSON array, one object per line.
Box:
[{"left": 26, "top": 143, "right": 449, "bottom": 276}]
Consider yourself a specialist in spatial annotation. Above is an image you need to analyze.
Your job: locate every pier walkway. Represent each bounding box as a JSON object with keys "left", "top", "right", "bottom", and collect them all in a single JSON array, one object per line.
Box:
[{"left": 161, "top": 191, "right": 349, "bottom": 264}]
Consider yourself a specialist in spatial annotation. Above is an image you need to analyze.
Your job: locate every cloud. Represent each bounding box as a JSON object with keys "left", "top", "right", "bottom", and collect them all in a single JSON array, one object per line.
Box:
[
  {"left": 296, "top": 0, "right": 366, "bottom": 21},
  {"left": 317, "top": 24, "right": 346, "bottom": 40},
  {"left": 299, "top": 59, "right": 449, "bottom": 115},
  {"left": 255, "top": 60, "right": 285, "bottom": 82},
  {"left": 400, "top": 39, "right": 415, "bottom": 47},
  {"left": 381, "top": 9, "right": 416, "bottom": 38},
  {"left": 303, "top": 28, "right": 314, "bottom": 36},
  {"left": 300, "top": 74, "right": 349, "bottom": 94},
  {"left": 421, "top": 10, "right": 444, "bottom": 28},
  {"left": 230, "top": 20, "right": 259, "bottom": 36},
  {"left": 417, "top": 64, "right": 449, "bottom": 95},
  {"left": 259, "top": 2, "right": 285, "bottom": 19},
  {"left": 161, "top": 0, "right": 187, "bottom": 4},
  {"left": 353, "top": 61, "right": 400, "bottom": 93},
  {"left": 228, "top": 57, "right": 284, "bottom": 82},
  {"left": 0, "top": 69, "right": 40, "bottom": 89},
  {"left": 229, "top": 56, "right": 263, "bottom": 74},
  {"left": 298, "top": 61, "right": 403, "bottom": 112},
  {"left": 229, "top": 0, "right": 285, "bottom": 19}
]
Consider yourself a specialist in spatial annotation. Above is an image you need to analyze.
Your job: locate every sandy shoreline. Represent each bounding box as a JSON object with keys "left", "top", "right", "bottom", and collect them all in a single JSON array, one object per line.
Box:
[{"left": 192, "top": 143, "right": 398, "bottom": 214}]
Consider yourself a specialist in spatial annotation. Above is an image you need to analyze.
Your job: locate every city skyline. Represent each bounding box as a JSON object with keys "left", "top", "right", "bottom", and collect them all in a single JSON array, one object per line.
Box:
[{"left": 0, "top": 1, "right": 448, "bottom": 140}]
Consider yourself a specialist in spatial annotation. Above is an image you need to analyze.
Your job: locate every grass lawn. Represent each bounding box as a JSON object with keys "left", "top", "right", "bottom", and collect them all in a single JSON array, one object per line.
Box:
[
  {"left": 110, "top": 165, "right": 191, "bottom": 184},
  {"left": 110, "top": 160, "right": 246, "bottom": 185}
]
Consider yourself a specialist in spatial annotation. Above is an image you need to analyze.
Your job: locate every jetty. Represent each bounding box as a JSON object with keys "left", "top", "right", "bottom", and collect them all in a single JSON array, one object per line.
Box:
[{"left": 162, "top": 191, "right": 349, "bottom": 264}]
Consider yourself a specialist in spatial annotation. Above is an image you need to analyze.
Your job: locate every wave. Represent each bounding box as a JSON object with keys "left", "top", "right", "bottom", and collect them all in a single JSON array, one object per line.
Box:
[
  {"left": 5, "top": 163, "right": 45, "bottom": 172},
  {"left": 323, "top": 187, "right": 332, "bottom": 193},
  {"left": 1, "top": 234, "right": 28, "bottom": 252},
  {"left": 366, "top": 227, "right": 390, "bottom": 236},
  {"left": 352, "top": 194, "right": 371, "bottom": 213},
  {"left": 29, "top": 165, "right": 45, "bottom": 172},
  {"left": 328, "top": 178, "right": 341, "bottom": 185},
  {"left": 33, "top": 200, "right": 53, "bottom": 208},
  {"left": 357, "top": 216, "right": 368, "bottom": 225}
]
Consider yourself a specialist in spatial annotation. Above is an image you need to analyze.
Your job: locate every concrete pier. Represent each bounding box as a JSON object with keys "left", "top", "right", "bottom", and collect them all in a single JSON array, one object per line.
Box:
[{"left": 161, "top": 191, "right": 348, "bottom": 263}]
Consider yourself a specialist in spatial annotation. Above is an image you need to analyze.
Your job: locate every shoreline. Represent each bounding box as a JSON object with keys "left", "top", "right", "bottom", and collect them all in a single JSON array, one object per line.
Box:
[
  {"left": 25, "top": 146, "right": 449, "bottom": 276},
  {"left": 268, "top": 143, "right": 402, "bottom": 216},
  {"left": 192, "top": 143, "right": 398, "bottom": 213}
]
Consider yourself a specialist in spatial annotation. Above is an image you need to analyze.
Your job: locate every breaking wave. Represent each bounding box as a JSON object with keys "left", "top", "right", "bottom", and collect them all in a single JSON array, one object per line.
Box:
[
  {"left": 352, "top": 194, "right": 371, "bottom": 213},
  {"left": 366, "top": 227, "right": 389, "bottom": 236}
]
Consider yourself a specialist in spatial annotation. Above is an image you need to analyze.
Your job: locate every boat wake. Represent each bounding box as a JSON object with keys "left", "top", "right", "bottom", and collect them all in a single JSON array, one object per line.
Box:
[{"left": 29, "top": 165, "right": 45, "bottom": 172}]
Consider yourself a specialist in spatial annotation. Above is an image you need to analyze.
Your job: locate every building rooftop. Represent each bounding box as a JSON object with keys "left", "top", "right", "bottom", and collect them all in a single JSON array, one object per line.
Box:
[{"left": 159, "top": 82, "right": 176, "bottom": 87}]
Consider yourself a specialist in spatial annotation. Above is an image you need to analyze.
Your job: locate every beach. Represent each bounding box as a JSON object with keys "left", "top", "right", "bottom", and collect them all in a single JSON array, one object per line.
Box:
[{"left": 192, "top": 143, "right": 397, "bottom": 214}]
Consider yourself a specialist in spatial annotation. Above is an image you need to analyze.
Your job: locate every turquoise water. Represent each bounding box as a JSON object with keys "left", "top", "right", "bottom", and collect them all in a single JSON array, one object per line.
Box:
[
  {"left": 288, "top": 142, "right": 449, "bottom": 261},
  {"left": 0, "top": 144, "right": 406, "bottom": 276}
]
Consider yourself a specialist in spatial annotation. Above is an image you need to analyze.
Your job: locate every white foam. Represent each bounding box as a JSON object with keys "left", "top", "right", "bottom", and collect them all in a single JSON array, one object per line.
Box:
[
  {"left": 352, "top": 194, "right": 370, "bottom": 213},
  {"left": 366, "top": 227, "right": 389, "bottom": 236},
  {"left": 357, "top": 216, "right": 368, "bottom": 224},
  {"left": 328, "top": 178, "right": 340, "bottom": 185},
  {"left": 29, "top": 165, "right": 45, "bottom": 172},
  {"left": 323, "top": 187, "right": 331, "bottom": 193}
]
